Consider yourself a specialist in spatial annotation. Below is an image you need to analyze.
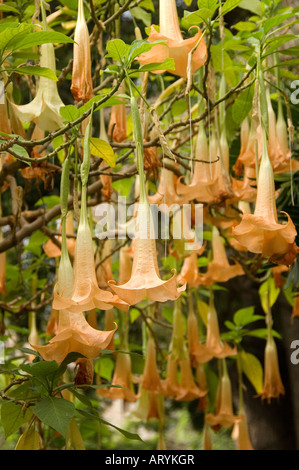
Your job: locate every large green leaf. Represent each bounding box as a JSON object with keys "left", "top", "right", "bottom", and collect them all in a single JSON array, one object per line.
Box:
[
  {"left": 88, "top": 137, "right": 116, "bottom": 168},
  {"left": 6, "top": 65, "right": 58, "bottom": 81},
  {"left": 240, "top": 350, "right": 264, "bottom": 394},
  {"left": 33, "top": 397, "right": 75, "bottom": 437},
  {"left": 1, "top": 401, "right": 33, "bottom": 438}
]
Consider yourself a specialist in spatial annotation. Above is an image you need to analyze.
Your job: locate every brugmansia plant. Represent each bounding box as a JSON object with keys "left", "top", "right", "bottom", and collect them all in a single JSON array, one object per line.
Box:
[{"left": 0, "top": 0, "right": 298, "bottom": 452}]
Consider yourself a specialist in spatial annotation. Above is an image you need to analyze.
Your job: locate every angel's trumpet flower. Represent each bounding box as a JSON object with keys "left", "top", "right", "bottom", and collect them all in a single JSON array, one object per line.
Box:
[
  {"left": 108, "top": 91, "right": 185, "bottom": 305},
  {"left": 137, "top": 0, "right": 207, "bottom": 78},
  {"left": 199, "top": 226, "right": 244, "bottom": 285},
  {"left": 71, "top": 0, "right": 93, "bottom": 103},
  {"left": 11, "top": 43, "right": 64, "bottom": 131},
  {"left": 202, "top": 422, "right": 213, "bottom": 450},
  {"left": 32, "top": 158, "right": 117, "bottom": 364},
  {"left": 118, "top": 246, "right": 132, "bottom": 285},
  {"left": 43, "top": 212, "right": 76, "bottom": 259},
  {"left": 176, "top": 358, "right": 207, "bottom": 401},
  {"left": 195, "top": 293, "right": 237, "bottom": 363},
  {"left": 108, "top": 81, "right": 127, "bottom": 143},
  {"left": 148, "top": 159, "right": 186, "bottom": 207},
  {"left": 53, "top": 117, "right": 128, "bottom": 313},
  {"left": 232, "top": 407, "right": 254, "bottom": 450},
  {"left": 96, "top": 239, "right": 114, "bottom": 288},
  {"left": 142, "top": 335, "right": 163, "bottom": 394},
  {"left": 176, "top": 122, "right": 215, "bottom": 203},
  {"left": 260, "top": 333, "right": 285, "bottom": 402},
  {"left": 161, "top": 357, "right": 180, "bottom": 398},
  {"left": 232, "top": 165, "right": 257, "bottom": 204},
  {"left": 97, "top": 352, "right": 136, "bottom": 402},
  {"left": 177, "top": 252, "right": 201, "bottom": 288},
  {"left": 205, "top": 361, "right": 240, "bottom": 430},
  {"left": 187, "top": 294, "right": 201, "bottom": 366},
  {"left": 232, "top": 128, "right": 297, "bottom": 266}
]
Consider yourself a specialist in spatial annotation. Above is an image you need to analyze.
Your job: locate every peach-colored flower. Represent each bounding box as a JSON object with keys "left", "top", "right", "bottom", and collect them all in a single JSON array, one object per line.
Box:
[
  {"left": 104, "top": 309, "right": 115, "bottom": 351},
  {"left": 202, "top": 421, "right": 213, "bottom": 450},
  {"left": 53, "top": 190, "right": 128, "bottom": 313},
  {"left": 187, "top": 295, "right": 201, "bottom": 366},
  {"left": 96, "top": 239, "right": 114, "bottom": 288},
  {"left": 108, "top": 81, "right": 127, "bottom": 143},
  {"left": 71, "top": 0, "right": 93, "bottom": 103},
  {"left": 260, "top": 334, "right": 285, "bottom": 403},
  {"left": 137, "top": 0, "right": 207, "bottom": 78},
  {"left": 46, "top": 309, "right": 59, "bottom": 335},
  {"left": 108, "top": 199, "right": 185, "bottom": 305},
  {"left": 232, "top": 130, "right": 297, "bottom": 264},
  {"left": 142, "top": 335, "right": 163, "bottom": 394},
  {"left": 232, "top": 166, "right": 257, "bottom": 203},
  {"left": 118, "top": 246, "right": 132, "bottom": 285},
  {"left": 161, "top": 356, "right": 180, "bottom": 399},
  {"left": 205, "top": 362, "right": 240, "bottom": 429},
  {"left": 148, "top": 160, "right": 187, "bottom": 207},
  {"left": 232, "top": 410, "right": 254, "bottom": 450},
  {"left": 97, "top": 352, "right": 136, "bottom": 402},
  {"left": 43, "top": 212, "right": 76, "bottom": 259},
  {"left": 177, "top": 253, "right": 201, "bottom": 288},
  {"left": 176, "top": 358, "right": 207, "bottom": 401},
  {"left": 194, "top": 294, "right": 237, "bottom": 363},
  {"left": 199, "top": 226, "right": 244, "bottom": 286},
  {"left": 33, "top": 309, "right": 116, "bottom": 365}
]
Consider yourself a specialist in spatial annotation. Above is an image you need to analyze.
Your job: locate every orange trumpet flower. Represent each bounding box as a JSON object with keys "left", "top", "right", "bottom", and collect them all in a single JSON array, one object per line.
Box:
[
  {"left": 142, "top": 335, "right": 163, "bottom": 394},
  {"left": 71, "top": 0, "right": 93, "bottom": 103},
  {"left": 161, "top": 356, "right": 180, "bottom": 399},
  {"left": 205, "top": 361, "right": 240, "bottom": 430},
  {"left": 148, "top": 160, "right": 187, "bottom": 207},
  {"left": 260, "top": 333, "right": 285, "bottom": 403},
  {"left": 195, "top": 293, "right": 237, "bottom": 363},
  {"left": 199, "top": 226, "right": 244, "bottom": 286},
  {"left": 97, "top": 352, "right": 136, "bottom": 402},
  {"left": 137, "top": 0, "right": 207, "bottom": 78},
  {"left": 232, "top": 409, "right": 254, "bottom": 450},
  {"left": 43, "top": 212, "right": 76, "bottom": 259},
  {"left": 232, "top": 129, "right": 297, "bottom": 265},
  {"left": 176, "top": 358, "right": 207, "bottom": 402},
  {"left": 108, "top": 81, "right": 127, "bottom": 143},
  {"left": 108, "top": 198, "right": 185, "bottom": 305}
]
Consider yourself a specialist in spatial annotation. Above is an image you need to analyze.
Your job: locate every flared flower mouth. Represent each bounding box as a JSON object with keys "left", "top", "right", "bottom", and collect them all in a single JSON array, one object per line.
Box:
[
  {"left": 31, "top": 310, "right": 117, "bottom": 365},
  {"left": 136, "top": 0, "right": 207, "bottom": 78},
  {"left": 97, "top": 352, "right": 136, "bottom": 402}
]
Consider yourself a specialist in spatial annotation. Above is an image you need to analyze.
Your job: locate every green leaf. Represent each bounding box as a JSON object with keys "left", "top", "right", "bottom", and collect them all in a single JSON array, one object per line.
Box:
[
  {"left": 106, "top": 39, "right": 129, "bottom": 63},
  {"left": 24, "top": 230, "right": 49, "bottom": 257},
  {"left": 60, "top": 104, "right": 80, "bottom": 123},
  {"left": 130, "top": 7, "right": 151, "bottom": 27},
  {"left": 240, "top": 350, "right": 263, "bottom": 394},
  {"left": 233, "top": 306, "right": 255, "bottom": 326},
  {"left": 8, "top": 30, "right": 74, "bottom": 52},
  {"left": 138, "top": 58, "right": 175, "bottom": 72},
  {"left": 20, "top": 361, "right": 59, "bottom": 378},
  {"left": 247, "top": 328, "right": 282, "bottom": 340},
  {"left": 259, "top": 277, "right": 280, "bottom": 314},
  {"left": 139, "top": 0, "right": 155, "bottom": 12},
  {"left": 221, "top": 0, "right": 243, "bottom": 16},
  {"left": 263, "top": 12, "right": 294, "bottom": 35},
  {"left": 1, "top": 401, "right": 33, "bottom": 438},
  {"left": 238, "top": 0, "right": 262, "bottom": 16},
  {"left": 231, "top": 85, "right": 254, "bottom": 124},
  {"left": 0, "top": 4, "right": 19, "bottom": 14},
  {"left": 88, "top": 137, "right": 116, "bottom": 168},
  {"left": 233, "top": 21, "right": 256, "bottom": 32},
  {"left": 33, "top": 397, "right": 75, "bottom": 437},
  {"left": 198, "top": 0, "right": 218, "bottom": 13},
  {"left": 128, "top": 39, "right": 165, "bottom": 63},
  {"left": 130, "top": 308, "right": 141, "bottom": 323},
  {"left": 7, "top": 65, "right": 57, "bottom": 81}
]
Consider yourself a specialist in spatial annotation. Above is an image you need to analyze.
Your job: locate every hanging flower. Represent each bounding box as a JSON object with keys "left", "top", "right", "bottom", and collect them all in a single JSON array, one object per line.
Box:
[
  {"left": 161, "top": 356, "right": 180, "bottom": 399},
  {"left": 108, "top": 198, "right": 185, "bottom": 305},
  {"left": 232, "top": 409, "right": 254, "bottom": 450},
  {"left": 195, "top": 293, "right": 237, "bottom": 363},
  {"left": 97, "top": 352, "right": 136, "bottom": 402},
  {"left": 70, "top": 0, "right": 93, "bottom": 103},
  {"left": 43, "top": 212, "right": 76, "bottom": 259},
  {"left": 176, "top": 358, "right": 207, "bottom": 401},
  {"left": 108, "top": 81, "right": 127, "bottom": 143},
  {"left": 148, "top": 160, "right": 187, "bottom": 207},
  {"left": 177, "top": 253, "right": 201, "bottom": 288},
  {"left": 202, "top": 422, "right": 213, "bottom": 450},
  {"left": 205, "top": 361, "right": 240, "bottom": 430},
  {"left": 199, "top": 226, "right": 244, "bottom": 285},
  {"left": 11, "top": 43, "right": 64, "bottom": 131},
  {"left": 118, "top": 246, "right": 132, "bottom": 285},
  {"left": 141, "top": 335, "right": 163, "bottom": 394},
  {"left": 137, "top": 0, "right": 207, "bottom": 78},
  {"left": 232, "top": 166, "right": 257, "bottom": 203},
  {"left": 260, "top": 334, "right": 285, "bottom": 403},
  {"left": 232, "top": 128, "right": 297, "bottom": 266}
]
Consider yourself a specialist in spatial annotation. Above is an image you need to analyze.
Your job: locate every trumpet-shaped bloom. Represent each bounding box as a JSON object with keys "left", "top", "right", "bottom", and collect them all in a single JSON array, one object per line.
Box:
[
  {"left": 71, "top": 0, "right": 93, "bottom": 103},
  {"left": 194, "top": 294, "right": 237, "bottom": 363},
  {"left": 142, "top": 336, "right": 163, "bottom": 394},
  {"left": 33, "top": 309, "right": 116, "bottom": 365},
  {"left": 232, "top": 411, "right": 254, "bottom": 450},
  {"left": 137, "top": 0, "right": 207, "bottom": 78},
  {"left": 205, "top": 363, "right": 240, "bottom": 429},
  {"left": 11, "top": 43, "right": 64, "bottom": 131},
  {"left": 109, "top": 200, "right": 185, "bottom": 305},
  {"left": 108, "top": 81, "right": 127, "bottom": 143},
  {"left": 232, "top": 166, "right": 257, "bottom": 203},
  {"left": 199, "top": 226, "right": 244, "bottom": 286},
  {"left": 161, "top": 357, "right": 180, "bottom": 398},
  {"left": 177, "top": 253, "right": 201, "bottom": 288},
  {"left": 260, "top": 334, "right": 285, "bottom": 403},
  {"left": 54, "top": 189, "right": 128, "bottom": 313},
  {"left": 176, "top": 358, "right": 207, "bottom": 402},
  {"left": 97, "top": 352, "right": 136, "bottom": 402},
  {"left": 148, "top": 161, "right": 187, "bottom": 207},
  {"left": 43, "top": 212, "right": 76, "bottom": 259},
  {"left": 232, "top": 130, "right": 297, "bottom": 265}
]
